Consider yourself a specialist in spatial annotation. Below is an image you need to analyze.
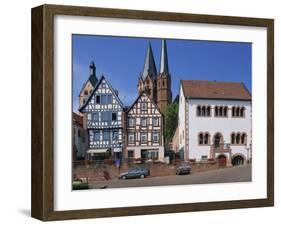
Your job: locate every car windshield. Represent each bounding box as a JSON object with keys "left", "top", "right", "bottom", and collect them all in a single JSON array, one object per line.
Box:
[{"left": 179, "top": 164, "right": 189, "bottom": 167}]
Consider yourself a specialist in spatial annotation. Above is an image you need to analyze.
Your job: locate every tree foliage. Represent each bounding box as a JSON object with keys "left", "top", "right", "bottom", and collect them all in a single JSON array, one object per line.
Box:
[{"left": 163, "top": 103, "right": 179, "bottom": 145}]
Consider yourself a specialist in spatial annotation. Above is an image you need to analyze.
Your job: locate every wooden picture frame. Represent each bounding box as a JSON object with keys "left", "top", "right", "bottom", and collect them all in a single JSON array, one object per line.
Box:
[{"left": 31, "top": 4, "right": 274, "bottom": 221}]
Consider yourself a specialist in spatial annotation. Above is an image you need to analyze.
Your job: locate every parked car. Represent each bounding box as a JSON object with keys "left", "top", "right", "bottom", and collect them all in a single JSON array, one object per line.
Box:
[
  {"left": 176, "top": 163, "right": 191, "bottom": 175},
  {"left": 119, "top": 167, "right": 150, "bottom": 180}
]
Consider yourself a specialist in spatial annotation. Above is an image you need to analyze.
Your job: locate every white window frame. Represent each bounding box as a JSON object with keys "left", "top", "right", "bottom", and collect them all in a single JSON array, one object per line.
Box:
[
  {"left": 141, "top": 102, "right": 147, "bottom": 111},
  {"left": 128, "top": 133, "right": 135, "bottom": 144},
  {"left": 152, "top": 132, "right": 160, "bottom": 143},
  {"left": 141, "top": 117, "right": 147, "bottom": 127},
  {"left": 141, "top": 132, "right": 147, "bottom": 144}
]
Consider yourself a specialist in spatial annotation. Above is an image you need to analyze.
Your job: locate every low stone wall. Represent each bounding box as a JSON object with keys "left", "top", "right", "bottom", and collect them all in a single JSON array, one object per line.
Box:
[
  {"left": 189, "top": 161, "right": 219, "bottom": 173},
  {"left": 73, "top": 160, "right": 221, "bottom": 182}
]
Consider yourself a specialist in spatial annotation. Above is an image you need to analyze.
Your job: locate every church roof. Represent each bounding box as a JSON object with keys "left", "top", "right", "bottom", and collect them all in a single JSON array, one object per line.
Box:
[
  {"left": 88, "top": 60, "right": 98, "bottom": 86},
  {"left": 79, "top": 60, "right": 98, "bottom": 96},
  {"left": 181, "top": 80, "right": 251, "bottom": 100},
  {"left": 159, "top": 40, "right": 169, "bottom": 75},
  {"left": 141, "top": 42, "right": 157, "bottom": 80}
]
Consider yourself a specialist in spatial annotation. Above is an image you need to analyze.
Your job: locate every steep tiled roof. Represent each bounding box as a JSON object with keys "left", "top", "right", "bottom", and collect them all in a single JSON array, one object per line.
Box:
[
  {"left": 72, "top": 112, "right": 83, "bottom": 127},
  {"left": 181, "top": 80, "right": 251, "bottom": 100},
  {"left": 141, "top": 42, "right": 157, "bottom": 80}
]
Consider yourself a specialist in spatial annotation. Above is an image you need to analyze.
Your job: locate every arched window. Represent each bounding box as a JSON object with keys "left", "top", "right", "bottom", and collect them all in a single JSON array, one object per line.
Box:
[
  {"left": 219, "top": 106, "right": 223, "bottom": 116},
  {"left": 236, "top": 133, "right": 241, "bottom": 144},
  {"left": 83, "top": 99, "right": 86, "bottom": 104},
  {"left": 241, "top": 133, "right": 247, "bottom": 145},
  {"left": 84, "top": 90, "right": 88, "bottom": 95},
  {"left": 231, "top": 133, "right": 235, "bottom": 144},
  {"left": 202, "top": 106, "right": 206, "bottom": 116},
  {"left": 204, "top": 133, "right": 210, "bottom": 145},
  {"left": 236, "top": 107, "right": 240, "bottom": 117},
  {"left": 224, "top": 106, "right": 228, "bottom": 117},
  {"left": 232, "top": 106, "right": 236, "bottom": 117},
  {"left": 240, "top": 107, "right": 245, "bottom": 117},
  {"left": 215, "top": 106, "right": 218, "bottom": 116},
  {"left": 162, "top": 80, "right": 165, "bottom": 86},
  {"left": 214, "top": 133, "right": 223, "bottom": 148},
  {"left": 197, "top": 106, "right": 201, "bottom": 116},
  {"left": 198, "top": 133, "right": 204, "bottom": 145},
  {"left": 207, "top": 106, "right": 211, "bottom": 116}
]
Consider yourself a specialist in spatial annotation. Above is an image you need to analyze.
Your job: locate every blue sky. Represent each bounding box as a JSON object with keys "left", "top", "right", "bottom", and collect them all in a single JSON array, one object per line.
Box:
[{"left": 72, "top": 35, "right": 251, "bottom": 112}]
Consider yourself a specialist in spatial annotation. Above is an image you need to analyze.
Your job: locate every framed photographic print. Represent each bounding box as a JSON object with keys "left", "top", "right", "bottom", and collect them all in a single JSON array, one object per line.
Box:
[{"left": 31, "top": 4, "right": 274, "bottom": 221}]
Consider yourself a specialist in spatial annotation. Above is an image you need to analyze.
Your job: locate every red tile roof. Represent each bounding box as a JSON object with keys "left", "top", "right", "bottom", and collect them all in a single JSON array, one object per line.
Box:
[
  {"left": 72, "top": 112, "right": 83, "bottom": 127},
  {"left": 181, "top": 80, "right": 251, "bottom": 100}
]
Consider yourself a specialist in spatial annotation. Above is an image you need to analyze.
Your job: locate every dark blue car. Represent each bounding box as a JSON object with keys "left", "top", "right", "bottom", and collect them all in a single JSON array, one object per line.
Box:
[
  {"left": 176, "top": 163, "right": 191, "bottom": 175},
  {"left": 119, "top": 167, "right": 150, "bottom": 180}
]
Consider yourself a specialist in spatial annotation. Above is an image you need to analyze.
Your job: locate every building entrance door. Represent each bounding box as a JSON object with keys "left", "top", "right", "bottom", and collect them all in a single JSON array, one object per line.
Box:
[
  {"left": 232, "top": 156, "right": 244, "bottom": 166},
  {"left": 218, "top": 155, "right": 227, "bottom": 167}
]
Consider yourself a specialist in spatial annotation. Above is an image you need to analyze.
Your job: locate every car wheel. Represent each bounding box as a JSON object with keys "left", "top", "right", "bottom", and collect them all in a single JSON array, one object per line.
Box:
[
  {"left": 140, "top": 174, "right": 145, "bottom": 179},
  {"left": 122, "top": 176, "right": 126, "bottom": 180}
]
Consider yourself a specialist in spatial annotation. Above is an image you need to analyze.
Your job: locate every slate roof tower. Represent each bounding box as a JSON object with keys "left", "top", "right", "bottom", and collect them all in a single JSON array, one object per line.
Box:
[
  {"left": 156, "top": 39, "right": 172, "bottom": 112},
  {"left": 137, "top": 40, "right": 172, "bottom": 112},
  {"left": 79, "top": 60, "right": 99, "bottom": 110},
  {"left": 137, "top": 42, "right": 158, "bottom": 103}
]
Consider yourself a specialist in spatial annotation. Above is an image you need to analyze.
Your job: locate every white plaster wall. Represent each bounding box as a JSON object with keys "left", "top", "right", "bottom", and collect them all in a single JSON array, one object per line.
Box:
[
  {"left": 188, "top": 99, "right": 252, "bottom": 161},
  {"left": 178, "top": 85, "right": 186, "bottom": 153}
]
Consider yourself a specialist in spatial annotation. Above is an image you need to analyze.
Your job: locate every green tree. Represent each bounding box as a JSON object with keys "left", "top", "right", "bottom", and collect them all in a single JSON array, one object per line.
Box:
[{"left": 163, "top": 103, "right": 178, "bottom": 147}]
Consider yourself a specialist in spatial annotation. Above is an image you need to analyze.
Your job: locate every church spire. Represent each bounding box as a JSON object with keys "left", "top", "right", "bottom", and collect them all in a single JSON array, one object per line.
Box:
[
  {"left": 160, "top": 39, "right": 169, "bottom": 75},
  {"left": 89, "top": 59, "right": 98, "bottom": 87},
  {"left": 142, "top": 42, "right": 157, "bottom": 80}
]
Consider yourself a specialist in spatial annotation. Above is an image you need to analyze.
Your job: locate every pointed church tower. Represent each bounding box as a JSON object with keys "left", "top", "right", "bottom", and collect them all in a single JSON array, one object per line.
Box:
[
  {"left": 157, "top": 40, "right": 172, "bottom": 112},
  {"left": 137, "top": 42, "right": 158, "bottom": 102},
  {"left": 79, "top": 60, "right": 98, "bottom": 109}
]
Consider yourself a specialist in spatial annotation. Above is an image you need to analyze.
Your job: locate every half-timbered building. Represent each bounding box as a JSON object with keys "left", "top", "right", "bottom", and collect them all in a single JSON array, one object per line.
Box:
[
  {"left": 79, "top": 75, "right": 124, "bottom": 160},
  {"left": 125, "top": 92, "right": 165, "bottom": 162}
]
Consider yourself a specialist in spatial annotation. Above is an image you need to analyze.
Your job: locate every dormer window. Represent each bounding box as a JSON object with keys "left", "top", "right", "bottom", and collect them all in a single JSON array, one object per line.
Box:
[{"left": 84, "top": 90, "right": 88, "bottom": 95}]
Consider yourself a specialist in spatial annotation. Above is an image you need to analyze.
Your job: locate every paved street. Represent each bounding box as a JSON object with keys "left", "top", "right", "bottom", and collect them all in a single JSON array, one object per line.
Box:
[{"left": 89, "top": 164, "right": 252, "bottom": 189}]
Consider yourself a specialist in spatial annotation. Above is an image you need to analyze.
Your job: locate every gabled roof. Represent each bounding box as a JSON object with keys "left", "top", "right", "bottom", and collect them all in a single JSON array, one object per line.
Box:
[
  {"left": 141, "top": 42, "right": 157, "bottom": 81},
  {"left": 79, "top": 75, "right": 124, "bottom": 112},
  {"left": 181, "top": 80, "right": 251, "bottom": 100},
  {"left": 159, "top": 39, "right": 169, "bottom": 75},
  {"left": 126, "top": 92, "right": 162, "bottom": 116}
]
